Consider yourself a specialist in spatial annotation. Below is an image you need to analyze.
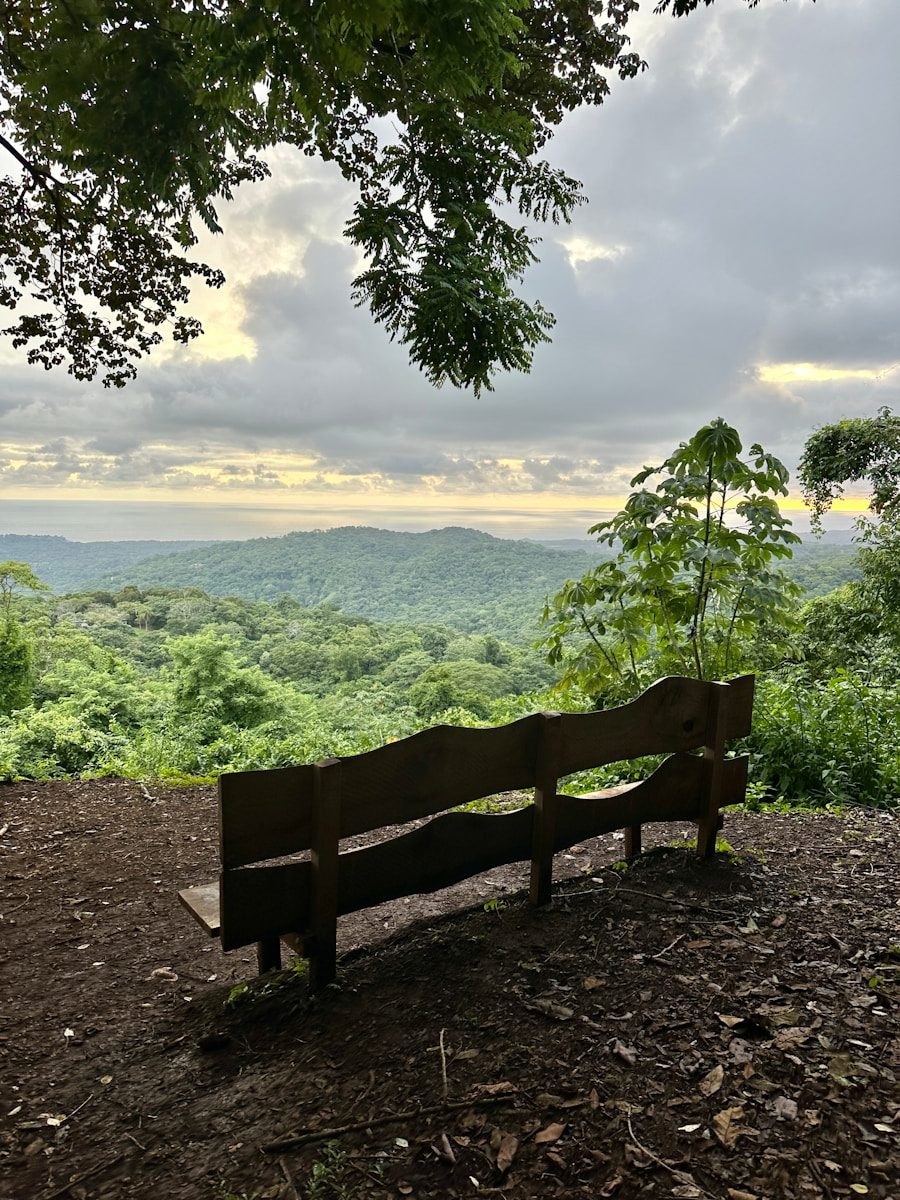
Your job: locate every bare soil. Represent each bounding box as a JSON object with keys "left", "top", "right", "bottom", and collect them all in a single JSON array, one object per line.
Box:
[{"left": 1, "top": 779, "right": 898, "bottom": 1200}]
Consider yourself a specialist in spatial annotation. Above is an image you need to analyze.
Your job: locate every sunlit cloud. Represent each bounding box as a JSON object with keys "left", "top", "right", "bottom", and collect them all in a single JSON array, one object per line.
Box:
[
  {"left": 558, "top": 236, "right": 630, "bottom": 272},
  {"left": 757, "top": 362, "right": 891, "bottom": 385}
]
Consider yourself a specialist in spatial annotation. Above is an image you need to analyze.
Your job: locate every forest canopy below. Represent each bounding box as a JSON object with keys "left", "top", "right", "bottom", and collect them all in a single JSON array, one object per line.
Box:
[{"left": 0, "top": 526, "right": 860, "bottom": 640}]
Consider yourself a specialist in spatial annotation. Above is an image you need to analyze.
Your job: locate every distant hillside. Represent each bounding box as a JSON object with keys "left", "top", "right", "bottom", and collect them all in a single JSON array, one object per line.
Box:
[
  {"left": 88, "top": 526, "right": 601, "bottom": 639},
  {"left": 0, "top": 533, "right": 212, "bottom": 593},
  {"left": 8, "top": 527, "right": 861, "bottom": 638}
]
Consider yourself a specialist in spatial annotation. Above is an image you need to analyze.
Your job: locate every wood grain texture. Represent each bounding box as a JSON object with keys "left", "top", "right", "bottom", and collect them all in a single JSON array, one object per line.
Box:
[
  {"left": 723, "top": 674, "right": 755, "bottom": 741},
  {"left": 336, "top": 714, "right": 542, "bottom": 836},
  {"left": 215, "top": 753, "right": 749, "bottom": 950},
  {"left": 177, "top": 883, "right": 220, "bottom": 936},
  {"left": 557, "top": 676, "right": 713, "bottom": 775},
  {"left": 216, "top": 676, "right": 754, "bottom": 868},
  {"left": 219, "top": 764, "right": 315, "bottom": 868},
  {"left": 697, "top": 682, "right": 729, "bottom": 858},
  {"left": 219, "top": 863, "right": 310, "bottom": 951}
]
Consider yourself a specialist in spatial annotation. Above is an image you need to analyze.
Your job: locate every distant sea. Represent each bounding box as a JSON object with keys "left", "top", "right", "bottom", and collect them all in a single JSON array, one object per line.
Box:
[{"left": 0, "top": 498, "right": 861, "bottom": 543}]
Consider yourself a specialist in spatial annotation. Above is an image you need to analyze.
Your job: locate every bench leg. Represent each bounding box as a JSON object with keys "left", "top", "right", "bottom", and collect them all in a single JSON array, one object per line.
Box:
[
  {"left": 256, "top": 936, "right": 281, "bottom": 974},
  {"left": 624, "top": 823, "right": 642, "bottom": 859}
]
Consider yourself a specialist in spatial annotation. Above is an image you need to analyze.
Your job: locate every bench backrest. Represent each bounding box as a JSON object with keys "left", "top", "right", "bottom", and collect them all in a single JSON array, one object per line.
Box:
[{"left": 216, "top": 675, "right": 754, "bottom": 961}]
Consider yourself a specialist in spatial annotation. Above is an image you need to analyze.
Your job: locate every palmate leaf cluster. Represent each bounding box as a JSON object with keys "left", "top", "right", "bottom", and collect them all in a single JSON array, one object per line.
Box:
[
  {"left": 0, "top": 0, "right": 645, "bottom": 392},
  {"left": 542, "top": 419, "right": 802, "bottom": 697}
]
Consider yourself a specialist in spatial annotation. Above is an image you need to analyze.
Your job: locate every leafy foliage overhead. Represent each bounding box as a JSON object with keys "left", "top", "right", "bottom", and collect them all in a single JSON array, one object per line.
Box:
[
  {"left": 1, "top": 0, "right": 647, "bottom": 393},
  {"left": 0, "top": 0, "right": 802, "bottom": 392}
]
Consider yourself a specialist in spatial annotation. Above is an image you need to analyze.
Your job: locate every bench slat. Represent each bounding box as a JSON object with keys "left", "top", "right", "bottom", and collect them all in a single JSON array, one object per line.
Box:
[{"left": 178, "top": 883, "right": 221, "bottom": 936}]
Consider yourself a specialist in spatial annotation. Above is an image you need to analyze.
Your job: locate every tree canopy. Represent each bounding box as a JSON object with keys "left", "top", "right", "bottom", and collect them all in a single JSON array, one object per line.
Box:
[
  {"left": 542, "top": 418, "right": 800, "bottom": 695},
  {"left": 1, "top": 0, "right": 797, "bottom": 394},
  {"left": 798, "top": 407, "right": 900, "bottom": 529}
]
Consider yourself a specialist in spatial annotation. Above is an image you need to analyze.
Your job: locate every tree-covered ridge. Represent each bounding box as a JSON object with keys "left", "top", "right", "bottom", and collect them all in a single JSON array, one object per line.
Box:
[
  {"left": 80, "top": 524, "right": 861, "bottom": 639},
  {"left": 85, "top": 526, "right": 601, "bottom": 639},
  {"left": 0, "top": 534, "right": 213, "bottom": 594}
]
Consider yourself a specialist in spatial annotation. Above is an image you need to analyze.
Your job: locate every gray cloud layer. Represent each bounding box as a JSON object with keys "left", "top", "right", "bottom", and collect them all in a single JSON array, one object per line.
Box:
[{"left": 1, "top": 0, "right": 898, "bottom": 514}]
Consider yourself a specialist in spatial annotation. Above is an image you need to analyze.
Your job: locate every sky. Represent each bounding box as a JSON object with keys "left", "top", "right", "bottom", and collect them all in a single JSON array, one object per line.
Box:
[{"left": 1, "top": 0, "right": 898, "bottom": 542}]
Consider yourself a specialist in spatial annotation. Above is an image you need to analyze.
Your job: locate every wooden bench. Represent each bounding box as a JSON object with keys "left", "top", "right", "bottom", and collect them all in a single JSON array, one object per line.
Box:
[{"left": 179, "top": 674, "right": 754, "bottom": 989}]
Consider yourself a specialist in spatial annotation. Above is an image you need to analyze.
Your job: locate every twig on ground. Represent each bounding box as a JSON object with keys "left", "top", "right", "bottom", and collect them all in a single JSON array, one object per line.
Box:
[
  {"left": 40, "top": 1152, "right": 127, "bottom": 1200},
  {"left": 626, "top": 1114, "right": 713, "bottom": 1198},
  {"left": 651, "top": 933, "right": 686, "bottom": 959},
  {"left": 63, "top": 1093, "right": 95, "bottom": 1123},
  {"left": 439, "top": 1027, "right": 449, "bottom": 1100},
  {"left": 262, "top": 1092, "right": 520, "bottom": 1153}
]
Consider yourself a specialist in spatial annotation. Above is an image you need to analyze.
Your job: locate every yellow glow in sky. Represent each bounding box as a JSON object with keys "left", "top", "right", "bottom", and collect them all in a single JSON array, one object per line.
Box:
[
  {"left": 559, "top": 236, "right": 629, "bottom": 271},
  {"left": 758, "top": 362, "right": 879, "bottom": 384}
]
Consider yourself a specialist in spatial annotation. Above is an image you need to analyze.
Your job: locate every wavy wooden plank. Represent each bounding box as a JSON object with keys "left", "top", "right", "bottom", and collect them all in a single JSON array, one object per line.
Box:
[
  {"left": 219, "top": 764, "right": 315, "bottom": 868},
  {"left": 561, "top": 753, "right": 747, "bottom": 846},
  {"left": 557, "top": 676, "right": 713, "bottom": 776},
  {"left": 337, "top": 714, "right": 542, "bottom": 836},
  {"left": 217, "top": 675, "right": 754, "bottom": 871}
]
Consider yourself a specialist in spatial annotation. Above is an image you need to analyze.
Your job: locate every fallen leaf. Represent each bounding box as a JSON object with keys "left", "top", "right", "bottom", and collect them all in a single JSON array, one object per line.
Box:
[
  {"left": 850, "top": 1187, "right": 869, "bottom": 1195},
  {"left": 545, "top": 1150, "right": 566, "bottom": 1169},
  {"left": 495, "top": 1133, "right": 519, "bottom": 1173},
  {"left": 727, "top": 1190, "right": 758, "bottom": 1200},
  {"left": 534, "top": 1122, "right": 566, "bottom": 1145},
  {"left": 671, "top": 1187, "right": 702, "bottom": 1198},
  {"left": 773, "top": 1027, "right": 809, "bottom": 1051},
  {"left": 773, "top": 1096, "right": 798, "bottom": 1121},
  {"left": 598, "top": 1177, "right": 622, "bottom": 1197},
  {"left": 699, "top": 1065, "right": 724, "bottom": 1097},
  {"left": 582, "top": 976, "right": 606, "bottom": 991},
  {"left": 729, "top": 1038, "right": 754, "bottom": 1065},
  {"left": 717, "top": 1014, "right": 743, "bottom": 1028},
  {"left": 149, "top": 967, "right": 178, "bottom": 982},
  {"left": 611, "top": 1039, "right": 638, "bottom": 1067},
  {"left": 527, "top": 998, "right": 574, "bottom": 1021},
  {"left": 770, "top": 913, "right": 787, "bottom": 928},
  {"left": 678, "top": 1123, "right": 702, "bottom": 1133},
  {"left": 472, "top": 1081, "right": 516, "bottom": 1095},
  {"left": 712, "top": 1105, "right": 748, "bottom": 1149}
]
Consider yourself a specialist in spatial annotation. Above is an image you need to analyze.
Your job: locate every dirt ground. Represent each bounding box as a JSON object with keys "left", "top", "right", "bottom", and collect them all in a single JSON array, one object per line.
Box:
[{"left": 0, "top": 779, "right": 898, "bottom": 1200}]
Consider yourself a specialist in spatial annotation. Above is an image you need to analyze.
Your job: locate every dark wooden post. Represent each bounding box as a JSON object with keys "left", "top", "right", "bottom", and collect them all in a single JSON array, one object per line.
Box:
[
  {"left": 697, "top": 682, "right": 729, "bottom": 858},
  {"left": 529, "top": 712, "right": 562, "bottom": 906},
  {"left": 623, "top": 823, "right": 642, "bottom": 860},
  {"left": 256, "top": 936, "right": 281, "bottom": 974},
  {"left": 310, "top": 757, "right": 341, "bottom": 990}
]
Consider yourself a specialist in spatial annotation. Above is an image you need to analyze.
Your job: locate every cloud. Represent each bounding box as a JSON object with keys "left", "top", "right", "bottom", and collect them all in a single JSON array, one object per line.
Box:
[{"left": 1, "top": 0, "right": 898, "bottom": 529}]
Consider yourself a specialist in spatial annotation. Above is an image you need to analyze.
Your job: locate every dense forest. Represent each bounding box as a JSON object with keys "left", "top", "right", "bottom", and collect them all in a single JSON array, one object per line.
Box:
[
  {"left": 0, "top": 533, "right": 212, "bottom": 592},
  {"left": 3, "top": 526, "right": 862, "bottom": 639}
]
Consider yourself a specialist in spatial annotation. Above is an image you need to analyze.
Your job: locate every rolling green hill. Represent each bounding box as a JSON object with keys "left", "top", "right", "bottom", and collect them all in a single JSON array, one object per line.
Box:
[
  {"left": 0, "top": 534, "right": 211, "bottom": 593},
  {"left": 5, "top": 526, "right": 861, "bottom": 642},
  {"left": 87, "top": 526, "right": 601, "bottom": 640}
]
